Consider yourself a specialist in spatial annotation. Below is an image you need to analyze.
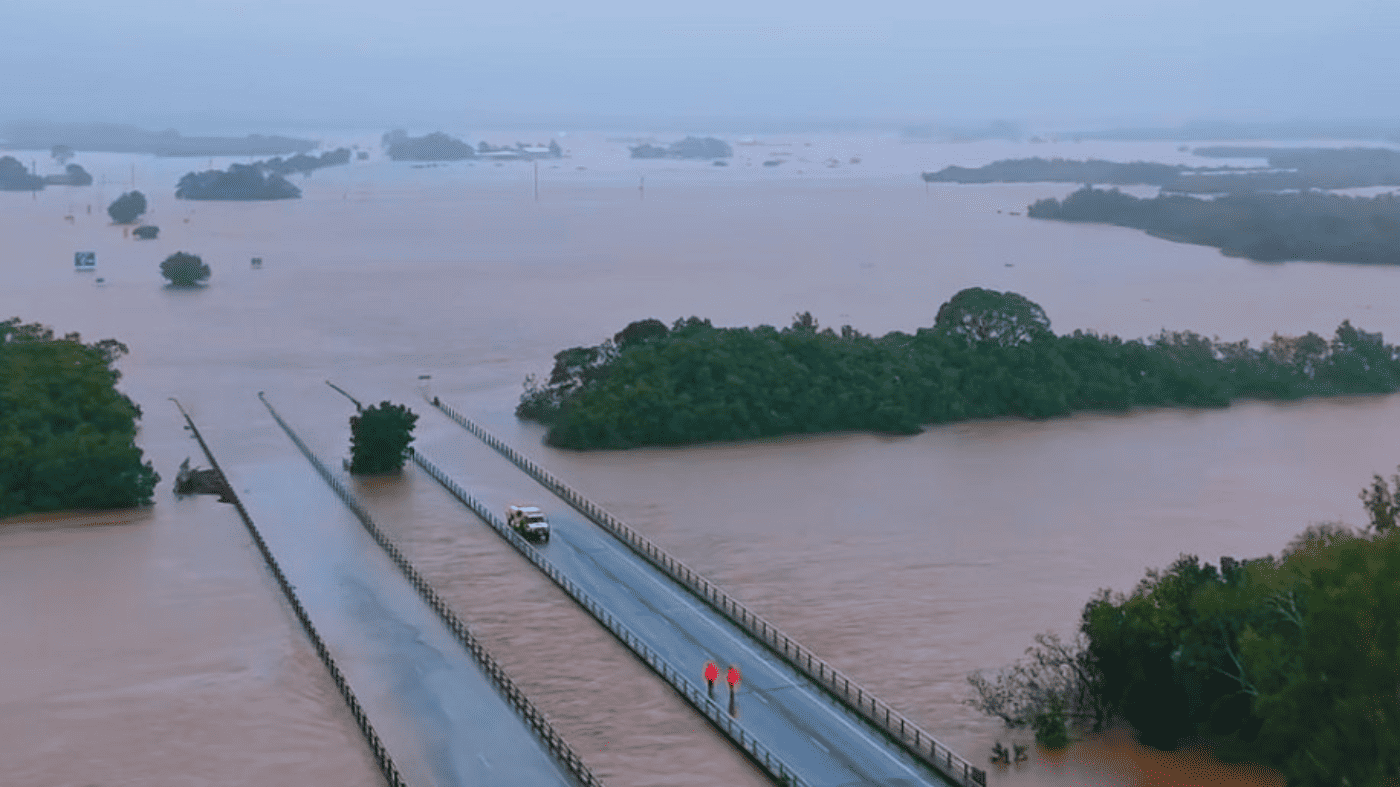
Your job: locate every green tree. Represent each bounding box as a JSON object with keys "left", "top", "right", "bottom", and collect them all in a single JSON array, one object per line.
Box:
[
  {"left": 934, "top": 287, "right": 1052, "bottom": 346},
  {"left": 0, "top": 318, "right": 158, "bottom": 517},
  {"left": 107, "top": 190, "right": 147, "bottom": 224},
  {"left": 160, "top": 252, "right": 210, "bottom": 286},
  {"left": 1360, "top": 467, "right": 1400, "bottom": 534},
  {"left": 349, "top": 401, "right": 418, "bottom": 474}
]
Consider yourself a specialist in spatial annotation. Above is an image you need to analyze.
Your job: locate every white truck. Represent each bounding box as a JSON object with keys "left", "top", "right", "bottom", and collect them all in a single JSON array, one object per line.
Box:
[{"left": 506, "top": 505, "right": 551, "bottom": 543}]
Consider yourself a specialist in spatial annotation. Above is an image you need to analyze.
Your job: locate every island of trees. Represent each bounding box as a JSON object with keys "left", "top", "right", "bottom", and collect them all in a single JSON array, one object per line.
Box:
[
  {"left": 968, "top": 474, "right": 1400, "bottom": 786},
  {"left": 517, "top": 288, "right": 1400, "bottom": 449},
  {"left": 381, "top": 130, "right": 564, "bottom": 161},
  {"left": 1028, "top": 187, "right": 1400, "bottom": 263},
  {"left": 176, "top": 163, "right": 301, "bottom": 200},
  {"left": 260, "top": 147, "right": 352, "bottom": 176},
  {"left": 0, "top": 319, "right": 159, "bottom": 518},
  {"left": 630, "top": 137, "right": 733, "bottom": 159},
  {"left": 925, "top": 149, "right": 1400, "bottom": 194}
]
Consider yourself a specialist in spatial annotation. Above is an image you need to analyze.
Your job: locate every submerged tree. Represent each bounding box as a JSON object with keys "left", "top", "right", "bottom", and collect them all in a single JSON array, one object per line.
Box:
[
  {"left": 349, "top": 401, "right": 418, "bottom": 474},
  {"left": 160, "top": 252, "right": 210, "bottom": 286},
  {"left": 107, "top": 190, "right": 147, "bottom": 224}
]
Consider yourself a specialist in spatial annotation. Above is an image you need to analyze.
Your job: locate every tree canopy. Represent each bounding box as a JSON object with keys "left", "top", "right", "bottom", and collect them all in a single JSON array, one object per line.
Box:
[
  {"left": 107, "top": 190, "right": 147, "bottom": 223},
  {"left": 348, "top": 401, "right": 418, "bottom": 474},
  {"left": 160, "top": 252, "right": 210, "bottom": 286},
  {"left": 517, "top": 291, "right": 1400, "bottom": 449},
  {"left": 933, "top": 287, "right": 1052, "bottom": 346},
  {"left": 1079, "top": 521, "right": 1400, "bottom": 786},
  {"left": 0, "top": 318, "right": 159, "bottom": 517}
]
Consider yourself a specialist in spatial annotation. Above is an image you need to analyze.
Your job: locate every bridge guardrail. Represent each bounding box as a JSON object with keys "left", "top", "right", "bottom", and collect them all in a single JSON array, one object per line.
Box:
[
  {"left": 410, "top": 447, "right": 809, "bottom": 787},
  {"left": 170, "top": 399, "right": 408, "bottom": 787},
  {"left": 258, "top": 393, "right": 604, "bottom": 787},
  {"left": 430, "top": 397, "right": 986, "bottom": 787}
]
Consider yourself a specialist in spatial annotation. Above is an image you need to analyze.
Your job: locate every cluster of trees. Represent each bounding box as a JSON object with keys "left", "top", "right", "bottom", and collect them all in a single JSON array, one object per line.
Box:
[
  {"left": 0, "top": 156, "right": 45, "bottom": 191},
  {"left": 925, "top": 148, "right": 1400, "bottom": 194},
  {"left": 382, "top": 130, "right": 477, "bottom": 161},
  {"left": 973, "top": 499, "right": 1399, "bottom": 785},
  {"left": 1188, "top": 146, "right": 1400, "bottom": 192},
  {"left": 44, "top": 163, "right": 93, "bottom": 186},
  {"left": 176, "top": 163, "right": 301, "bottom": 200},
  {"left": 517, "top": 289, "right": 1400, "bottom": 449},
  {"left": 348, "top": 401, "right": 418, "bottom": 474},
  {"left": 1029, "top": 187, "right": 1400, "bottom": 263},
  {"left": 629, "top": 137, "right": 733, "bottom": 159},
  {"left": 0, "top": 319, "right": 159, "bottom": 518},
  {"left": 107, "top": 191, "right": 147, "bottom": 223},
  {"left": 261, "top": 147, "right": 351, "bottom": 175},
  {"left": 0, "top": 155, "right": 92, "bottom": 191},
  {"left": 923, "top": 157, "right": 1192, "bottom": 186}
]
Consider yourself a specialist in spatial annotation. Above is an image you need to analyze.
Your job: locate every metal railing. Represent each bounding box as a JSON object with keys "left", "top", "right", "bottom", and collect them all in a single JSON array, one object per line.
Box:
[
  {"left": 257, "top": 393, "right": 604, "bottom": 787},
  {"left": 430, "top": 397, "right": 986, "bottom": 787},
  {"left": 170, "top": 399, "right": 408, "bottom": 787},
  {"left": 410, "top": 447, "right": 809, "bottom": 787}
]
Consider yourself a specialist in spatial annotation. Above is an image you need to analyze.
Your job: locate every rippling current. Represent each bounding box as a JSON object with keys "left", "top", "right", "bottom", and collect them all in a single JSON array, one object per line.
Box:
[{"left": 6, "top": 131, "right": 1398, "bottom": 786}]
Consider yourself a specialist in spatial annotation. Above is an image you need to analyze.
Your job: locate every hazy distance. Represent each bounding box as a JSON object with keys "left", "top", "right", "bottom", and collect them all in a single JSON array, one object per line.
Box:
[{"left": 6, "top": 0, "right": 1400, "bottom": 132}]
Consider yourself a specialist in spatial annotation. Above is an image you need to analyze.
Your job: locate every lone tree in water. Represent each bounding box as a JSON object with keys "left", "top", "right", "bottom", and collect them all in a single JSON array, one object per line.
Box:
[
  {"left": 349, "top": 401, "right": 418, "bottom": 474},
  {"left": 160, "top": 252, "right": 210, "bottom": 286},
  {"left": 107, "top": 190, "right": 147, "bottom": 224}
]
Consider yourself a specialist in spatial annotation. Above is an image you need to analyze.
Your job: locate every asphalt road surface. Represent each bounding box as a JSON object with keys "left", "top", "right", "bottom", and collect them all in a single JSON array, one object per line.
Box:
[
  {"left": 221, "top": 422, "right": 581, "bottom": 787},
  {"left": 418, "top": 423, "right": 957, "bottom": 787}
]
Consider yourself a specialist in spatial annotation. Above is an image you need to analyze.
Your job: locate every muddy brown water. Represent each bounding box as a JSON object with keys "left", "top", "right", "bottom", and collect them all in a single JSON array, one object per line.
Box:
[{"left": 9, "top": 132, "right": 1396, "bottom": 785}]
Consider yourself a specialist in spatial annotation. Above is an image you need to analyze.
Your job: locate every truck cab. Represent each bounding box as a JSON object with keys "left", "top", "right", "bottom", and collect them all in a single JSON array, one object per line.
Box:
[{"left": 506, "top": 505, "right": 551, "bottom": 543}]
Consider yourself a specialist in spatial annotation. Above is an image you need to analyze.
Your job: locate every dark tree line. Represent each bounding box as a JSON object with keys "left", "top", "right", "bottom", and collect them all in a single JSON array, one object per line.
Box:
[
  {"left": 518, "top": 289, "right": 1400, "bottom": 449},
  {"left": 970, "top": 474, "right": 1400, "bottom": 785},
  {"left": 1029, "top": 187, "right": 1400, "bottom": 263},
  {"left": 176, "top": 164, "right": 301, "bottom": 200},
  {"left": 0, "top": 319, "right": 159, "bottom": 517},
  {"left": 924, "top": 149, "right": 1400, "bottom": 193}
]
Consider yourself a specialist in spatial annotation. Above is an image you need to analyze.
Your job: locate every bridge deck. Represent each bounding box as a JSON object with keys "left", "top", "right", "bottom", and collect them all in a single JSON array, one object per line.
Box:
[
  {"left": 418, "top": 423, "right": 957, "bottom": 787},
  {"left": 216, "top": 419, "right": 580, "bottom": 787}
]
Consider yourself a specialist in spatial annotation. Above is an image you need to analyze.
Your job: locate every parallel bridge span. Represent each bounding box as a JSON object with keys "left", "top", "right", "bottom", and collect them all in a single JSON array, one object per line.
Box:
[{"left": 416, "top": 394, "right": 986, "bottom": 787}]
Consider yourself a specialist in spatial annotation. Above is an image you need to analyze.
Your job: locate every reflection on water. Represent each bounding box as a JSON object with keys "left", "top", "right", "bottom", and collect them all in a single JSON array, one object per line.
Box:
[{"left": 7, "top": 130, "right": 1390, "bottom": 785}]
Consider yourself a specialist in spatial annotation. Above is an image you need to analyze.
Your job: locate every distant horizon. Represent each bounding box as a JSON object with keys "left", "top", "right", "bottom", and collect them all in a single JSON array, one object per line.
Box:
[{"left": 7, "top": 115, "right": 1400, "bottom": 145}]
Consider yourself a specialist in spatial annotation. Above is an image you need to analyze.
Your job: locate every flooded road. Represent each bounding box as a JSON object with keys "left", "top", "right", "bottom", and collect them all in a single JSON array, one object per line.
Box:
[{"left": 7, "top": 131, "right": 1394, "bottom": 784}]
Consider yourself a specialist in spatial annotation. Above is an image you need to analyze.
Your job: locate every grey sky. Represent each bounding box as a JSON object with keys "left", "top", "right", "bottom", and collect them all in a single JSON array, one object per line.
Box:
[{"left": 7, "top": 0, "right": 1399, "bottom": 131}]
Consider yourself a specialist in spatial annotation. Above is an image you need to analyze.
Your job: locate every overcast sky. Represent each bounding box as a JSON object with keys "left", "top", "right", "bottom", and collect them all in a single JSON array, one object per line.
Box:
[{"left": 6, "top": 0, "right": 1399, "bottom": 132}]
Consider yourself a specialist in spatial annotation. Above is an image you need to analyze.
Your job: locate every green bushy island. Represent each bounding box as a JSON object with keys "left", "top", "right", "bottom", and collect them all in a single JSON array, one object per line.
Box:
[
  {"left": 0, "top": 319, "right": 159, "bottom": 518},
  {"left": 517, "top": 288, "right": 1400, "bottom": 449}
]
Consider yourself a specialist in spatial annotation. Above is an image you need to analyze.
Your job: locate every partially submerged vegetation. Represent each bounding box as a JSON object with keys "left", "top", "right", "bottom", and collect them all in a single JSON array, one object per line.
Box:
[
  {"left": 630, "top": 137, "right": 733, "bottom": 159},
  {"left": 969, "top": 472, "right": 1400, "bottom": 786},
  {"left": 926, "top": 148, "right": 1400, "bottom": 194},
  {"left": 1029, "top": 187, "right": 1400, "bottom": 263},
  {"left": 348, "top": 401, "right": 418, "bottom": 475},
  {"left": 160, "top": 252, "right": 210, "bottom": 286},
  {"left": 518, "top": 288, "right": 1400, "bottom": 449},
  {"left": 176, "top": 163, "right": 301, "bottom": 200},
  {"left": 0, "top": 319, "right": 159, "bottom": 518}
]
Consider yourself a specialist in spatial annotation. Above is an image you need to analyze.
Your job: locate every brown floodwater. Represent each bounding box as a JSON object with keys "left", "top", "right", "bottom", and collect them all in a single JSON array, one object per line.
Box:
[{"left": 8, "top": 130, "right": 1395, "bottom": 785}]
